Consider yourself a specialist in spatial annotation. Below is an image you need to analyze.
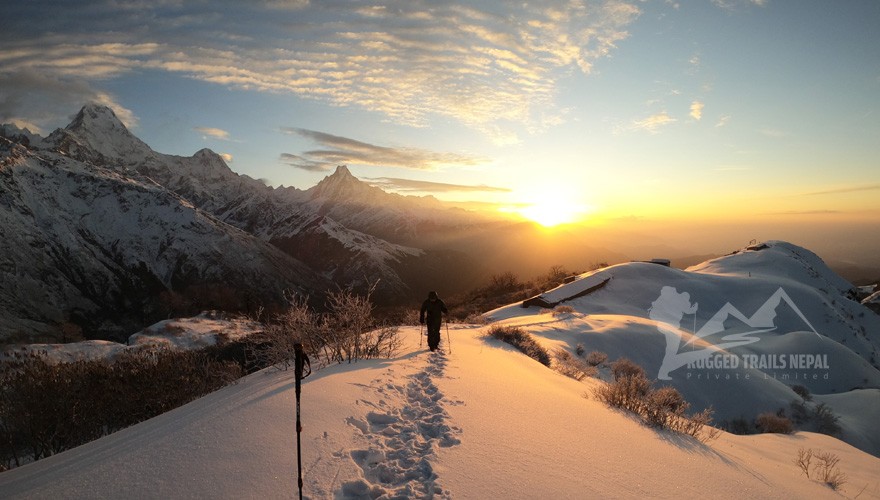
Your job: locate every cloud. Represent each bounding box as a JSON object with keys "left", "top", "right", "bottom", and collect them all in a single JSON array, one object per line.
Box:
[
  {"left": 0, "top": 70, "right": 136, "bottom": 132},
  {"left": 715, "top": 115, "right": 731, "bottom": 128},
  {"left": 365, "top": 177, "right": 511, "bottom": 194},
  {"left": 760, "top": 210, "right": 841, "bottom": 216},
  {"left": 193, "top": 127, "right": 231, "bottom": 140},
  {"left": 2, "top": 0, "right": 642, "bottom": 136},
  {"left": 631, "top": 112, "right": 676, "bottom": 133},
  {"left": 279, "top": 152, "right": 330, "bottom": 172},
  {"left": 689, "top": 101, "right": 704, "bottom": 120},
  {"left": 280, "top": 127, "right": 488, "bottom": 171},
  {"left": 219, "top": 153, "right": 233, "bottom": 163},
  {"left": 711, "top": 0, "right": 766, "bottom": 11},
  {"left": 803, "top": 184, "right": 880, "bottom": 196}
]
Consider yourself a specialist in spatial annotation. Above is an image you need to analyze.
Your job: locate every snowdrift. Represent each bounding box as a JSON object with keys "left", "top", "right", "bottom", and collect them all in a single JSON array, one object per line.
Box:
[{"left": 490, "top": 241, "right": 880, "bottom": 457}]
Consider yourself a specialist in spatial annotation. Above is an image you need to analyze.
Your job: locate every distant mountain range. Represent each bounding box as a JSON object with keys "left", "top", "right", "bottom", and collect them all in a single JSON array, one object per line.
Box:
[
  {"left": 0, "top": 105, "right": 623, "bottom": 342},
  {"left": 3, "top": 104, "right": 876, "bottom": 343}
]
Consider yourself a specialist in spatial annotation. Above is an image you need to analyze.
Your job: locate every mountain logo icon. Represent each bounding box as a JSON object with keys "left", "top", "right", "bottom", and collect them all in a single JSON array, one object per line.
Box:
[{"left": 648, "top": 286, "right": 820, "bottom": 380}]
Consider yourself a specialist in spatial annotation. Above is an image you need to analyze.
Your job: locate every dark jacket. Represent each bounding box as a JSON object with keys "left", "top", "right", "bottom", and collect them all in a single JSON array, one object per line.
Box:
[{"left": 420, "top": 298, "right": 448, "bottom": 327}]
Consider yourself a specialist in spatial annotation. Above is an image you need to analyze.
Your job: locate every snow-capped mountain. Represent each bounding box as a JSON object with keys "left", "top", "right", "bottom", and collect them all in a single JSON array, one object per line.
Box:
[
  {"left": 0, "top": 104, "right": 499, "bottom": 341},
  {"left": 0, "top": 130, "right": 326, "bottom": 342}
]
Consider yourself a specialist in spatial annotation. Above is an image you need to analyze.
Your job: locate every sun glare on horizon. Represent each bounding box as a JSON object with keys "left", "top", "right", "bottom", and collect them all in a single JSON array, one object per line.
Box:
[{"left": 515, "top": 188, "right": 592, "bottom": 227}]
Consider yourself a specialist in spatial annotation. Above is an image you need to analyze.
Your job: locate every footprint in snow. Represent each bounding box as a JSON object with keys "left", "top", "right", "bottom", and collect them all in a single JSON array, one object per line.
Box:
[{"left": 343, "top": 351, "right": 460, "bottom": 499}]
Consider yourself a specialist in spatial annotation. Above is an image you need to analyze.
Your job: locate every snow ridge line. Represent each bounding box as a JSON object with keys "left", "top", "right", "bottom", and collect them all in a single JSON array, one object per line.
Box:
[{"left": 342, "top": 351, "right": 461, "bottom": 499}]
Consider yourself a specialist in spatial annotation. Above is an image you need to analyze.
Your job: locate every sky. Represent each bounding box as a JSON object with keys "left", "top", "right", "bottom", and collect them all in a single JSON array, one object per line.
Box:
[{"left": 2, "top": 0, "right": 879, "bottom": 260}]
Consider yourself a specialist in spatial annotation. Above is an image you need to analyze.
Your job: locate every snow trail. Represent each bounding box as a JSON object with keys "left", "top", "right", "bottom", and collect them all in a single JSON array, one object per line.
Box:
[{"left": 341, "top": 350, "right": 461, "bottom": 499}]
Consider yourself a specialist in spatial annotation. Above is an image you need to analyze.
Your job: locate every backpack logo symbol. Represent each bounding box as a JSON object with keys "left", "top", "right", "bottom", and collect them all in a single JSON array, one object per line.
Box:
[{"left": 649, "top": 286, "right": 820, "bottom": 380}]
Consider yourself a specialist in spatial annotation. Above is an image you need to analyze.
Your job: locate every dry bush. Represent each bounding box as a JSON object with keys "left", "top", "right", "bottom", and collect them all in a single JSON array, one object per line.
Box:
[
  {"left": 251, "top": 287, "right": 401, "bottom": 370},
  {"left": 644, "top": 386, "right": 688, "bottom": 428},
  {"left": 593, "top": 371, "right": 651, "bottom": 414},
  {"left": 0, "top": 348, "right": 240, "bottom": 470},
  {"left": 814, "top": 450, "right": 847, "bottom": 490},
  {"left": 486, "top": 325, "right": 551, "bottom": 367},
  {"left": 755, "top": 412, "right": 794, "bottom": 434},
  {"left": 593, "top": 359, "right": 713, "bottom": 438},
  {"left": 795, "top": 448, "right": 848, "bottom": 490},
  {"left": 795, "top": 447, "right": 813, "bottom": 478},
  {"left": 791, "top": 384, "right": 812, "bottom": 401},
  {"left": 813, "top": 403, "right": 842, "bottom": 436},
  {"left": 553, "top": 348, "right": 597, "bottom": 381},
  {"left": 584, "top": 350, "right": 608, "bottom": 367},
  {"left": 552, "top": 305, "right": 575, "bottom": 317},
  {"left": 610, "top": 357, "right": 646, "bottom": 381}
]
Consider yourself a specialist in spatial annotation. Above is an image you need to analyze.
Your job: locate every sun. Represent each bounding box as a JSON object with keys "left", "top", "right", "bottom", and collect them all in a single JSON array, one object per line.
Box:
[{"left": 517, "top": 189, "right": 591, "bottom": 227}]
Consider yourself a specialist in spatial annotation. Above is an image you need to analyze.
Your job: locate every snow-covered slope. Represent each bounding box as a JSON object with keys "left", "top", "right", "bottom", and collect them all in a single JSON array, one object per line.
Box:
[
  {"left": 1, "top": 327, "right": 878, "bottom": 499},
  {"left": 0, "top": 118, "right": 326, "bottom": 341},
  {"left": 0, "top": 105, "right": 493, "bottom": 340},
  {"left": 488, "top": 240, "right": 880, "bottom": 456}
]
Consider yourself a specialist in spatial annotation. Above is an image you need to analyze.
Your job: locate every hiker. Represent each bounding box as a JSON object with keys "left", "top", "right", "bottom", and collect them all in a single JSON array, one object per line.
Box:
[{"left": 419, "top": 291, "right": 448, "bottom": 352}]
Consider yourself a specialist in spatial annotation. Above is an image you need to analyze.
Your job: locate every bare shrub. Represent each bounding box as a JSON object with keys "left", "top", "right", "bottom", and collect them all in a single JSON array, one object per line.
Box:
[
  {"left": 794, "top": 447, "right": 813, "bottom": 478},
  {"left": 593, "top": 371, "right": 651, "bottom": 414},
  {"left": 0, "top": 348, "right": 240, "bottom": 470},
  {"left": 644, "top": 386, "right": 688, "bottom": 428},
  {"left": 813, "top": 403, "right": 842, "bottom": 436},
  {"left": 553, "top": 348, "right": 597, "bottom": 381},
  {"left": 487, "top": 325, "right": 551, "bottom": 367},
  {"left": 725, "top": 416, "right": 753, "bottom": 435},
  {"left": 575, "top": 343, "right": 585, "bottom": 356},
  {"left": 791, "top": 384, "right": 812, "bottom": 401},
  {"left": 755, "top": 412, "right": 794, "bottom": 434},
  {"left": 585, "top": 350, "right": 608, "bottom": 367},
  {"left": 789, "top": 399, "right": 810, "bottom": 425},
  {"left": 814, "top": 450, "right": 847, "bottom": 490},
  {"left": 675, "top": 407, "right": 715, "bottom": 438},
  {"left": 593, "top": 360, "right": 714, "bottom": 438},
  {"left": 552, "top": 305, "right": 575, "bottom": 317},
  {"left": 247, "top": 294, "right": 320, "bottom": 370},
  {"left": 610, "top": 357, "right": 645, "bottom": 381},
  {"left": 253, "top": 287, "right": 401, "bottom": 369}
]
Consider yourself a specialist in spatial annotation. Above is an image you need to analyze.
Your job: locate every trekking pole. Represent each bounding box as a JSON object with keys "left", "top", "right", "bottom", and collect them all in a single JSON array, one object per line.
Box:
[
  {"left": 294, "top": 343, "right": 311, "bottom": 500},
  {"left": 445, "top": 319, "right": 452, "bottom": 354},
  {"left": 419, "top": 323, "right": 423, "bottom": 349}
]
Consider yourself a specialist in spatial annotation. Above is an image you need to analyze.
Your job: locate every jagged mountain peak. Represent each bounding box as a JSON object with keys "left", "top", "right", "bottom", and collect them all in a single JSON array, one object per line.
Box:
[
  {"left": 49, "top": 103, "right": 153, "bottom": 162},
  {"left": 309, "top": 164, "right": 385, "bottom": 201}
]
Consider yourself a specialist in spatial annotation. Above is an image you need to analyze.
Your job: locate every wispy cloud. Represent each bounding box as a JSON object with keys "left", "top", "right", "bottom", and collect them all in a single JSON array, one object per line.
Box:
[
  {"left": 712, "top": 0, "right": 766, "bottom": 11},
  {"left": 803, "top": 184, "right": 880, "bottom": 196},
  {"left": 279, "top": 153, "right": 329, "bottom": 172},
  {"left": 280, "top": 127, "right": 488, "bottom": 171},
  {"left": 365, "top": 177, "right": 510, "bottom": 194},
  {"left": 689, "top": 101, "right": 704, "bottom": 120},
  {"left": 0, "top": 70, "right": 136, "bottom": 132},
  {"left": 2, "top": 1, "right": 642, "bottom": 136},
  {"left": 715, "top": 115, "right": 731, "bottom": 128},
  {"left": 193, "top": 127, "right": 231, "bottom": 140},
  {"left": 761, "top": 210, "right": 841, "bottom": 216},
  {"left": 632, "top": 112, "right": 676, "bottom": 133}
]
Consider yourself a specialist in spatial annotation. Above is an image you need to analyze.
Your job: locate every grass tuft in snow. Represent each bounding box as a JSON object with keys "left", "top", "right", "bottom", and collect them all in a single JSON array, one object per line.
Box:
[{"left": 486, "top": 325, "right": 551, "bottom": 367}]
